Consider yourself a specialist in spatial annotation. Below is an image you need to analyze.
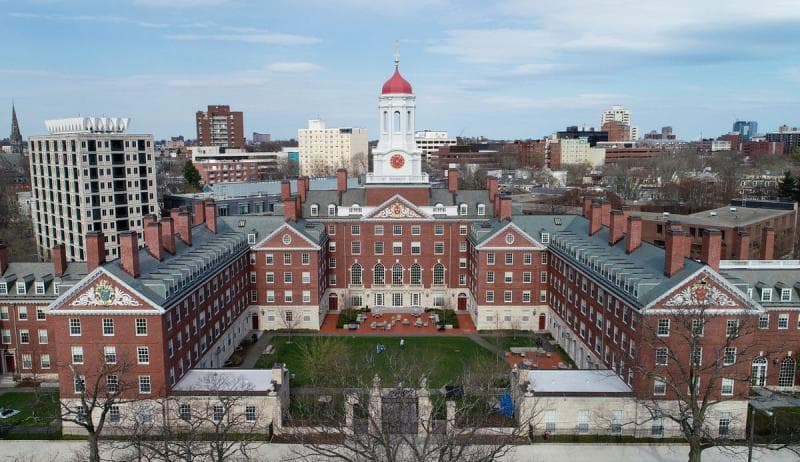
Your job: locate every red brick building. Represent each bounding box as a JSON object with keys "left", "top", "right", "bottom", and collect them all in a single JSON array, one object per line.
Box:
[{"left": 195, "top": 105, "right": 245, "bottom": 149}]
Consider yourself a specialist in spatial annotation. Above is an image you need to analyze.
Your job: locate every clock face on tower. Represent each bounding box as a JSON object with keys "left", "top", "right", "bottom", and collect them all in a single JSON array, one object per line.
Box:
[{"left": 390, "top": 153, "right": 405, "bottom": 169}]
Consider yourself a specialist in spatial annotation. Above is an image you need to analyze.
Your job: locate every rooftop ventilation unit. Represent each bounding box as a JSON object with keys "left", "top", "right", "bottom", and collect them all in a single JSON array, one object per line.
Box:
[{"left": 710, "top": 211, "right": 718, "bottom": 216}]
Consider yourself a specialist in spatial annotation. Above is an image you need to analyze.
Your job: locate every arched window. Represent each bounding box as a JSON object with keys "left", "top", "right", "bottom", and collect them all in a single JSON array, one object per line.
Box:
[
  {"left": 351, "top": 204, "right": 362, "bottom": 215},
  {"left": 477, "top": 204, "right": 486, "bottom": 216},
  {"left": 350, "top": 263, "right": 362, "bottom": 286},
  {"left": 433, "top": 203, "right": 446, "bottom": 214},
  {"left": 383, "top": 111, "right": 388, "bottom": 132},
  {"left": 433, "top": 263, "right": 445, "bottom": 285},
  {"left": 328, "top": 204, "right": 336, "bottom": 216},
  {"left": 407, "top": 110, "right": 412, "bottom": 130},
  {"left": 373, "top": 263, "right": 385, "bottom": 285},
  {"left": 310, "top": 204, "right": 319, "bottom": 217},
  {"left": 410, "top": 264, "right": 422, "bottom": 285},
  {"left": 393, "top": 111, "right": 401, "bottom": 133},
  {"left": 459, "top": 204, "right": 468, "bottom": 216},
  {"left": 751, "top": 357, "right": 767, "bottom": 387},
  {"left": 779, "top": 357, "right": 796, "bottom": 387},
  {"left": 392, "top": 263, "right": 403, "bottom": 285}
]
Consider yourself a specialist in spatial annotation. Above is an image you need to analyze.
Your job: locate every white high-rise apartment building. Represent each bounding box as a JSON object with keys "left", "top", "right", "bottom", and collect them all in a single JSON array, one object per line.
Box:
[
  {"left": 601, "top": 105, "right": 639, "bottom": 140},
  {"left": 28, "top": 117, "right": 158, "bottom": 262},
  {"left": 415, "top": 130, "right": 456, "bottom": 169},
  {"left": 298, "top": 119, "right": 368, "bottom": 177},
  {"left": 553, "top": 137, "right": 606, "bottom": 167}
]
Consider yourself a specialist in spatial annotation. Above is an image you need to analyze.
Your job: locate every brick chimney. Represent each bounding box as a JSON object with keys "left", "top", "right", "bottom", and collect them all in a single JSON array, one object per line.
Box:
[
  {"left": 160, "top": 217, "right": 176, "bottom": 254},
  {"left": 284, "top": 197, "right": 298, "bottom": 222},
  {"left": 732, "top": 228, "right": 750, "bottom": 260},
  {"left": 448, "top": 169, "right": 459, "bottom": 193},
  {"left": 144, "top": 221, "right": 164, "bottom": 261},
  {"left": 626, "top": 216, "right": 642, "bottom": 254},
  {"left": 621, "top": 206, "right": 631, "bottom": 222},
  {"left": 761, "top": 227, "right": 775, "bottom": 260},
  {"left": 589, "top": 202, "right": 602, "bottom": 236},
  {"left": 498, "top": 195, "right": 512, "bottom": 221},
  {"left": 600, "top": 201, "right": 611, "bottom": 227},
  {"left": 664, "top": 224, "right": 688, "bottom": 277},
  {"left": 175, "top": 211, "right": 192, "bottom": 246},
  {"left": 119, "top": 231, "right": 140, "bottom": 278},
  {"left": 337, "top": 169, "right": 348, "bottom": 193},
  {"left": 193, "top": 201, "right": 206, "bottom": 226},
  {"left": 609, "top": 210, "right": 625, "bottom": 245},
  {"left": 297, "top": 176, "right": 309, "bottom": 203},
  {"left": 582, "top": 197, "right": 593, "bottom": 218},
  {"left": 143, "top": 214, "right": 156, "bottom": 228},
  {"left": 486, "top": 176, "right": 498, "bottom": 202},
  {"left": 170, "top": 207, "right": 181, "bottom": 223},
  {"left": 0, "top": 243, "right": 7, "bottom": 275},
  {"left": 85, "top": 231, "right": 105, "bottom": 272},
  {"left": 280, "top": 180, "right": 292, "bottom": 201},
  {"left": 204, "top": 199, "right": 217, "bottom": 234},
  {"left": 52, "top": 244, "right": 68, "bottom": 277},
  {"left": 700, "top": 228, "right": 722, "bottom": 271}
]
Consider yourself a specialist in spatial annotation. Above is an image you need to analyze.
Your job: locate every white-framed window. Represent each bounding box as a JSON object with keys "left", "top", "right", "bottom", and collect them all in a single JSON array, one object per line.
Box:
[
  {"left": 393, "top": 225, "right": 402, "bottom": 236},
  {"left": 139, "top": 376, "right": 152, "bottom": 394},
  {"left": 726, "top": 319, "right": 739, "bottom": 338},
  {"left": 434, "top": 225, "right": 444, "bottom": 235},
  {"left": 351, "top": 224, "right": 361, "bottom": 236},
  {"left": 655, "top": 347, "right": 668, "bottom": 365},
  {"left": 40, "top": 354, "right": 50, "bottom": 369},
  {"left": 107, "top": 374, "right": 119, "bottom": 394},
  {"left": 19, "top": 329, "right": 29, "bottom": 344},
  {"left": 505, "top": 253, "right": 513, "bottom": 264},
  {"left": 477, "top": 204, "right": 486, "bottom": 216},
  {"left": 433, "top": 264, "right": 445, "bottom": 285},
  {"left": 411, "top": 242, "right": 420, "bottom": 255},
  {"left": 328, "top": 204, "right": 336, "bottom": 216},
  {"left": 74, "top": 376, "right": 86, "bottom": 394},
  {"left": 310, "top": 204, "right": 319, "bottom": 216},
  {"left": 374, "top": 241, "right": 384, "bottom": 255},
  {"left": 137, "top": 347, "right": 150, "bottom": 364},
  {"left": 284, "top": 253, "right": 292, "bottom": 265},
  {"left": 723, "top": 347, "right": 737, "bottom": 366},
  {"left": 302, "top": 290, "right": 311, "bottom": 303},
  {"left": 544, "top": 410, "right": 556, "bottom": 432},
  {"left": 653, "top": 378, "right": 666, "bottom": 396},
  {"left": 611, "top": 410, "right": 623, "bottom": 434},
  {"left": 71, "top": 346, "right": 84, "bottom": 364},
  {"left": 522, "top": 291, "right": 531, "bottom": 303},
  {"left": 485, "top": 290, "right": 494, "bottom": 303},
  {"left": 761, "top": 288, "right": 772, "bottom": 302},
  {"left": 351, "top": 241, "right": 361, "bottom": 255},
  {"left": 104, "top": 346, "right": 117, "bottom": 364},
  {"left": 718, "top": 413, "right": 731, "bottom": 437},
  {"left": 487, "top": 253, "right": 495, "bottom": 265},
  {"left": 504, "top": 272, "right": 513, "bottom": 283},
  {"left": 103, "top": 318, "right": 114, "bottom": 336},
  {"left": 374, "top": 224, "right": 384, "bottom": 236},
  {"left": 284, "top": 291, "right": 293, "bottom": 303},
  {"left": 38, "top": 329, "right": 48, "bottom": 344},
  {"left": 411, "top": 225, "right": 421, "bottom": 235},
  {"left": 245, "top": 405, "right": 257, "bottom": 422},
  {"left": 213, "top": 404, "right": 224, "bottom": 421},
  {"left": 21, "top": 354, "right": 32, "bottom": 369},
  {"left": 721, "top": 378, "right": 734, "bottom": 396},
  {"left": 692, "top": 318, "right": 705, "bottom": 336},
  {"left": 135, "top": 318, "right": 147, "bottom": 336},
  {"left": 284, "top": 272, "right": 293, "bottom": 283},
  {"left": 778, "top": 314, "right": 789, "bottom": 329},
  {"left": 577, "top": 409, "right": 589, "bottom": 434},
  {"left": 781, "top": 288, "right": 792, "bottom": 301},
  {"left": 265, "top": 253, "right": 274, "bottom": 265},
  {"left": 657, "top": 319, "right": 670, "bottom": 337},
  {"left": 504, "top": 291, "right": 512, "bottom": 303},
  {"left": 459, "top": 225, "right": 468, "bottom": 235},
  {"left": 758, "top": 314, "right": 769, "bottom": 329},
  {"left": 17, "top": 306, "right": 27, "bottom": 320}
]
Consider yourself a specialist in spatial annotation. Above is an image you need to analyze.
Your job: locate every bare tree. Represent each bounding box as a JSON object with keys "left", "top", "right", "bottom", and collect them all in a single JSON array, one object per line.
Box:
[
  {"left": 634, "top": 301, "right": 778, "bottom": 462},
  {"left": 59, "top": 349, "right": 137, "bottom": 462},
  {"left": 286, "top": 341, "right": 529, "bottom": 462},
  {"left": 350, "top": 152, "right": 368, "bottom": 178}
]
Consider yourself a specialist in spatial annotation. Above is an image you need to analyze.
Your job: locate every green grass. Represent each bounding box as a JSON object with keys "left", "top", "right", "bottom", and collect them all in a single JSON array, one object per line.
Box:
[
  {"left": 480, "top": 333, "right": 541, "bottom": 352},
  {"left": 256, "top": 336, "right": 497, "bottom": 388},
  {"left": 0, "top": 392, "right": 59, "bottom": 427},
  {"left": 752, "top": 406, "right": 800, "bottom": 443}
]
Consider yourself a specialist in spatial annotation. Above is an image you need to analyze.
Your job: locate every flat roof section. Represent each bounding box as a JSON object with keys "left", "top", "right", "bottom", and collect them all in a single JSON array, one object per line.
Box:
[
  {"left": 527, "top": 370, "right": 631, "bottom": 395},
  {"left": 173, "top": 369, "right": 276, "bottom": 394}
]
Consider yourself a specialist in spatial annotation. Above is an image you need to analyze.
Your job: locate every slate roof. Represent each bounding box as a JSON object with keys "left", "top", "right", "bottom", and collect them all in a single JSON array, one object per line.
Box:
[
  {"left": 718, "top": 260, "right": 800, "bottom": 310},
  {"left": 0, "top": 262, "right": 88, "bottom": 300},
  {"left": 198, "top": 177, "right": 362, "bottom": 199},
  {"left": 471, "top": 214, "right": 704, "bottom": 308},
  {"left": 637, "top": 205, "right": 792, "bottom": 228}
]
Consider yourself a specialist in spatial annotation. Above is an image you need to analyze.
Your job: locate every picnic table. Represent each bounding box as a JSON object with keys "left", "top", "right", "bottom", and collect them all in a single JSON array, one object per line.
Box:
[
  {"left": 375, "top": 321, "right": 386, "bottom": 329},
  {"left": 510, "top": 347, "right": 539, "bottom": 355}
]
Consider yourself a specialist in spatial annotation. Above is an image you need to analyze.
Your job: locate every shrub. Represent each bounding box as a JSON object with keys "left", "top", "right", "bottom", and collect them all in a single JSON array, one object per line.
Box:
[{"left": 336, "top": 308, "right": 360, "bottom": 328}]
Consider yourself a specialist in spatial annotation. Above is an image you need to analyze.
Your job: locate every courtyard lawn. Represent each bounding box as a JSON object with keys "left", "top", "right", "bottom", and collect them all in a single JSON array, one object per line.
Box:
[
  {"left": 256, "top": 335, "right": 499, "bottom": 388},
  {"left": 480, "top": 332, "right": 543, "bottom": 352},
  {"left": 0, "top": 391, "right": 59, "bottom": 428}
]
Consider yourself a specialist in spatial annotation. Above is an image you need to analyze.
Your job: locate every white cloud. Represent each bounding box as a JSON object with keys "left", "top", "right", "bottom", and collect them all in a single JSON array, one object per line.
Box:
[
  {"left": 268, "top": 62, "right": 321, "bottom": 73},
  {"left": 164, "top": 32, "right": 320, "bottom": 45},
  {"left": 10, "top": 12, "right": 167, "bottom": 28},
  {"left": 481, "top": 93, "right": 623, "bottom": 111}
]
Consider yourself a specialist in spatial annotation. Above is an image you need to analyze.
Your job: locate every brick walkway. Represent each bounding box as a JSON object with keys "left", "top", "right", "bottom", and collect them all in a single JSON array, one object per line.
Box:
[{"left": 319, "top": 312, "right": 476, "bottom": 335}]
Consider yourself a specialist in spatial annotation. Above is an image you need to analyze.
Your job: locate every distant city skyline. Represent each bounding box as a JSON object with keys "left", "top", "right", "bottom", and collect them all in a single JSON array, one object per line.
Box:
[{"left": 3, "top": 0, "right": 800, "bottom": 141}]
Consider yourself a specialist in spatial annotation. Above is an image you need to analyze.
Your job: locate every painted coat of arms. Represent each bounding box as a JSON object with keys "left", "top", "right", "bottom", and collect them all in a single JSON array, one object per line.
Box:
[{"left": 70, "top": 279, "right": 141, "bottom": 307}]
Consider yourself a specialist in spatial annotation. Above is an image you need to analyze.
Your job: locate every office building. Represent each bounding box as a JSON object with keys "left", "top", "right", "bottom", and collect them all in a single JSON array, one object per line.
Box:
[
  {"left": 732, "top": 121, "right": 758, "bottom": 141},
  {"left": 414, "top": 130, "right": 456, "bottom": 169},
  {"left": 765, "top": 126, "right": 800, "bottom": 154},
  {"left": 28, "top": 117, "right": 157, "bottom": 261},
  {"left": 298, "top": 119, "right": 368, "bottom": 177},
  {"left": 189, "top": 146, "right": 286, "bottom": 185},
  {"left": 549, "top": 137, "right": 606, "bottom": 168},
  {"left": 195, "top": 105, "right": 245, "bottom": 149},
  {"left": 601, "top": 106, "right": 639, "bottom": 140}
]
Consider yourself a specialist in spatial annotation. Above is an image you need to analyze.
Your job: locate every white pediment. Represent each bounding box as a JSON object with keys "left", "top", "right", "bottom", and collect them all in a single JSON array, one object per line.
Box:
[
  {"left": 70, "top": 279, "right": 142, "bottom": 307},
  {"left": 364, "top": 195, "right": 431, "bottom": 220}
]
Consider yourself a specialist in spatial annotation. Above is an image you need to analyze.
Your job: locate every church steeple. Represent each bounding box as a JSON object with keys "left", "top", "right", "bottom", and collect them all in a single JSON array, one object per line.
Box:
[{"left": 10, "top": 103, "right": 23, "bottom": 154}]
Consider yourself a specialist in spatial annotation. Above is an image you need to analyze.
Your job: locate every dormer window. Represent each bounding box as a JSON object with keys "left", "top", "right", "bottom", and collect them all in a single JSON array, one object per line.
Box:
[
  {"left": 761, "top": 288, "right": 772, "bottom": 302},
  {"left": 459, "top": 204, "right": 468, "bottom": 216},
  {"left": 247, "top": 233, "right": 257, "bottom": 245},
  {"left": 328, "top": 204, "right": 336, "bottom": 216},
  {"left": 781, "top": 288, "right": 791, "bottom": 302},
  {"left": 477, "top": 204, "right": 486, "bottom": 216},
  {"left": 350, "top": 205, "right": 362, "bottom": 215},
  {"left": 35, "top": 282, "right": 46, "bottom": 295},
  {"left": 0, "top": 282, "right": 7, "bottom": 295},
  {"left": 310, "top": 204, "right": 319, "bottom": 217},
  {"left": 433, "top": 203, "right": 446, "bottom": 214},
  {"left": 541, "top": 232, "right": 551, "bottom": 244},
  {"left": 16, "top": 282, "right": 26, "bottom": 295}
]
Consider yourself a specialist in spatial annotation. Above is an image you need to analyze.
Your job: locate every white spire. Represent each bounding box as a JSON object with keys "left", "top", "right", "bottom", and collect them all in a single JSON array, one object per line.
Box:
[{"left": 393, "top": 40, "right": 400, "bottom": 68}]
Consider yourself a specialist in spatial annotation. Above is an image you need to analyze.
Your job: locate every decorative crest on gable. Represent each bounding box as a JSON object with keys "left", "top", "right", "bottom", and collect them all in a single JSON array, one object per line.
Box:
[
  {"left": 663, "top": 278, "right": 737, "bottom": 308},
  {"left": 70, "top": 280, "right": 142, "bottom": 307},
  {"left": 373, "top": 200, "right": 423, "bottom": 219}
]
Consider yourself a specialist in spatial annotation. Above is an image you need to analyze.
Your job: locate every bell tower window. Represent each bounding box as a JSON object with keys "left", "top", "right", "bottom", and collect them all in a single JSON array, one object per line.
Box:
[
  {"left": 393, "top": 111, "right": 401, "bottom": 133},
  {"left": 383, "top": 111, "right": 388, "bottom": 133}
]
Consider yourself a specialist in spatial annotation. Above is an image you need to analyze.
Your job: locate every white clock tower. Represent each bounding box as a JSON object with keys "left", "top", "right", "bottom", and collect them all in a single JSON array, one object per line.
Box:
[{"left": 366, "top": 52, "right": 429, "bottom": 184}]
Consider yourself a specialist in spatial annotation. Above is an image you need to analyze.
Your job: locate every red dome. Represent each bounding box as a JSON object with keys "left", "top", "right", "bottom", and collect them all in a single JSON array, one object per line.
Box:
[{"left": 381, "top": 67, "right": 413, "bottom": 94}]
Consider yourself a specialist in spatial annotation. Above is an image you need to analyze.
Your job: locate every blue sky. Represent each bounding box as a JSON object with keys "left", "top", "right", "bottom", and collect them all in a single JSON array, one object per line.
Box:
[{"left": 2, "top": 0, "right": 800, "bottom": 141}]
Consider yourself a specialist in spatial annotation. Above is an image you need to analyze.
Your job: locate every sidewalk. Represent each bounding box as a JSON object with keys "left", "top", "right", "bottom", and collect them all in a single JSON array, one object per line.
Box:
[{"left": 239, "top": 332, "right": 274, "bottom": 368}]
